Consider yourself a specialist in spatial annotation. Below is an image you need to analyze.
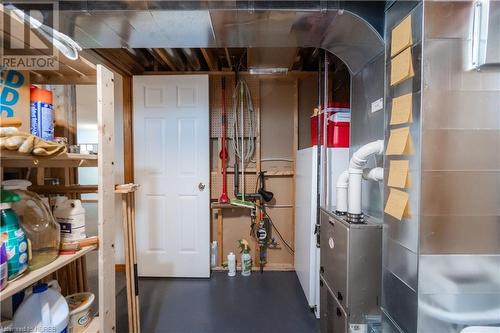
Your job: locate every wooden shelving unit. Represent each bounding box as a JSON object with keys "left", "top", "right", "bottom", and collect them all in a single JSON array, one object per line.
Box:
[
  {"left": 0, "top": 151, "right": 97, "bottom": 168},
  {"left": 1, "top": 65, "right": 116, "bottom": 332},
  {"left": 0, "top": 246, "right": 97, "bottom": 302}
]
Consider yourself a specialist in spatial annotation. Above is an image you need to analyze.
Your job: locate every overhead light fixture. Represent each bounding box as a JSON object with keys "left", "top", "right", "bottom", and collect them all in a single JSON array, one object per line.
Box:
[{"left": 248, "top": 67, "right": 288, "bottom": 75}]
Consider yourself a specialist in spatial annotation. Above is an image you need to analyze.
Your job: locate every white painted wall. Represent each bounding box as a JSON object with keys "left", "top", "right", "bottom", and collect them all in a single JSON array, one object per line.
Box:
[{"left": 76, "top": 74, "right": 125, "bottom": 264}]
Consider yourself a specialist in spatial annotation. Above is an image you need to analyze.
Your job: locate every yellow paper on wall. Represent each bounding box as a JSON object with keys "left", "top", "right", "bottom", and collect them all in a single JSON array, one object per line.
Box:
[
  {"left": 391, "top": 15, "right": 413, "bottom": 58},
  {"left": 386, "top": 127, "right": 414, "bottom": 155},
  {"left": 388, "top": 160, "right": 411, "bottom": 188},
  {"left": 390, "top": 93, "right": 413, "bottom": 125},
  {"left": 390, "top": 48, "right": 414, "bottom": 86},
  {"left": 384, "top": 188, "right": 411, "bottom": 221}
]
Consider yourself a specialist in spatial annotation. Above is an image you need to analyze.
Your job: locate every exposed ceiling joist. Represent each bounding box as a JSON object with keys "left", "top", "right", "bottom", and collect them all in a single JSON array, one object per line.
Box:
[
  {"left": 224, "top": 48, "right": 232, "bottom": 69},
  {"left": 200, "top": 48, "right": 219, "bottom": 71},
  {"left": 91, "top": 49, "right": 144, "bottom": 76},
  {"left": 150, "top": 48, "right": 177, "bottom": 71}
]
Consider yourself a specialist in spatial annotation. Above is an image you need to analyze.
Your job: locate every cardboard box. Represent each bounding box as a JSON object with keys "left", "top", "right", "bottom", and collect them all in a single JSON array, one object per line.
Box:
[{"left": 1, "top": 69, "right": 30, "bottom": 132}]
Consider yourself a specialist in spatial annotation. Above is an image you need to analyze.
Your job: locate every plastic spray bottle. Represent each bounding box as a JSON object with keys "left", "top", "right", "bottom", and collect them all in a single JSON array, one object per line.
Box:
[{"left": 238, "top": 239, "right": 252, "bottom": 277}]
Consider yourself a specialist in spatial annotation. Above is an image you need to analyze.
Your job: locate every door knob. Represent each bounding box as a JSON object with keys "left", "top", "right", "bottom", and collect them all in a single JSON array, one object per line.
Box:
[{"left": 198, "top": 182, "right": 206, "bottom": 191}]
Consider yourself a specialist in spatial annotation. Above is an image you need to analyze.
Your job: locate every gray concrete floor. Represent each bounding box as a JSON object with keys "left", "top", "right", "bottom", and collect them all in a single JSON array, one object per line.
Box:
[{"left": 116, "top": 271, "right": 320, "bottom": 333}]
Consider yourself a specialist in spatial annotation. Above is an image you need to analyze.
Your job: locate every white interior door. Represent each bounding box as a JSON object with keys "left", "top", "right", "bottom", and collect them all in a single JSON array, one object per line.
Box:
[{"left": 133, "top": 75, "right": 209, "bottom": 277}]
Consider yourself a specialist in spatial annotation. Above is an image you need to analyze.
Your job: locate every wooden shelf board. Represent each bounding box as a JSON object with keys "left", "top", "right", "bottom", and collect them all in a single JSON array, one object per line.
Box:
[
  {"left": 265, "top": 170, "right": 294, "bottom": 176},
  {"left": 0, "top": 245, "right": 97, "bottom": 302},
  {"left": 210, "top": 202, "right": 253, "bottom": 210},
  {"left": 1, "top": 151, "right": 97, "bottom": 168},
  {"left": 29, "top": 185, "right": 98, "bottom": 194}
]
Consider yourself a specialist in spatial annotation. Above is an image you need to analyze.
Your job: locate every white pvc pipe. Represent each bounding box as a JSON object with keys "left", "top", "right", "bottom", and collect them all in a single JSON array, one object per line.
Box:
[
  {"left": 363, "top": 167, "right": 384, "bottom": 182},
  {"left": 347, "top": 168, "right": 363, "bottom": 215},
  {"left": 349, "top": 140, "right": 385, "bottom": 169},
  {"left": 347, "top": 140, "right": 384, "bottom": 216},
  {"left": 420, "top": 301, "right": 500, "bottom": 325},
  {"left": 461, "top": 327, "right": 500, "bottom": 333},
  {"left": 335, "top": 170, "right": 349, "bottom": 213}
]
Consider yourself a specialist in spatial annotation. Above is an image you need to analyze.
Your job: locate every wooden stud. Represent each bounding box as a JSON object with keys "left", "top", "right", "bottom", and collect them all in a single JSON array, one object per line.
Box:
[
  {"left": 97, "top": 65, "right": 116, "bottom": 333},
  {"left": 36, "top": 168, "right": 45, "bottom": 186},
  {"left": 201, "top": 49, "right": 219, "bottom": 71},
  {"left": 292, "top": 79, "right": 299, "bottom": 255},
  {"left": 217, "top": 208, "right": 223, "bottom": 266},
  {"left": 123, "top": 76, "right": 134, "bottom": 183},
  {"left": 81, "top": 255, "right": 88, "bottom": 292},
  {"left": 151, "top": 49, "right": 177, "bottom": 71},
  {"left": 89, "top": 49, "right": 143, "bottom": 77},
  {"left": 224, "top": 48, "right": 233, "bottom": 69},
  {"left": 115, "top": 264, "right": 126, "bottom": 272}
]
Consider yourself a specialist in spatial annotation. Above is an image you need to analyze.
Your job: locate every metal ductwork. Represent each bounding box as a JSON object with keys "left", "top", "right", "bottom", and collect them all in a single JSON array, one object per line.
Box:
[{"left": 53, "top": 6, "right": 384, "bottom": 74}]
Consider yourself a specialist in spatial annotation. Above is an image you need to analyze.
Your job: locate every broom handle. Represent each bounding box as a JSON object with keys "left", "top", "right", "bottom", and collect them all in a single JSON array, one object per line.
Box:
[{"left": 221, "top": 78, "right": 227, "bottom": 196}]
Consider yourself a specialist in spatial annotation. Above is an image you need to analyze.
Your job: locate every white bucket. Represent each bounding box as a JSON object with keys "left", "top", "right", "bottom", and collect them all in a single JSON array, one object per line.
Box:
[{"left": 65, "top": 292, "right": 95, "bottom": 333}]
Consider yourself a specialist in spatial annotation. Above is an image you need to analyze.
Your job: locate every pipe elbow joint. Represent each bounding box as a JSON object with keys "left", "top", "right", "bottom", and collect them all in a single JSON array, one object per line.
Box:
[
  {"left": 349, "top": 140, "right": 385, "bottom": 169},
  {"left": 336, "top": 170, "right": 349, "bottom": 188},
  {"left": 363, "top": 167, "right": 384, "bottom": 182}
]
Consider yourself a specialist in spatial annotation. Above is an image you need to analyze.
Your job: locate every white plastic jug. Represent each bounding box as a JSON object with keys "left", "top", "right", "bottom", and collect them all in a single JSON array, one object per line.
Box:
[
  {"left": 227, "top": 252, "right": 236, "bottom": 277},
  {"left": 13, "top": 280, "right": 69, "bottom": 333},
  {"left": 210, "top": 241, "right": 218, "bottom": 268},
  {"left": 53, "top": 199, "right": 86, "bottom": 242}
]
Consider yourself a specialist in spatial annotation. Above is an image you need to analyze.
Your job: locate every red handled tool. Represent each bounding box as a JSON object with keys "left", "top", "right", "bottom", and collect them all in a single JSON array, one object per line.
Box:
[{"left": 219, "top": 77, "right": 230, "bottom": 203}]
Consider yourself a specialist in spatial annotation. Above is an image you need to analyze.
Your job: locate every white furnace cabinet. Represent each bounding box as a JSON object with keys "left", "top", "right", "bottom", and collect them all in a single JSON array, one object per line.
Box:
[{"left": 295, "top": 147, "right": 349, "bottom": 318}]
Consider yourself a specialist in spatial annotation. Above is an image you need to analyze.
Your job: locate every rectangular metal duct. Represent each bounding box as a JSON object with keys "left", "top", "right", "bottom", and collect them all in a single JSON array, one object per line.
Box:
[{"left": 383, "top": 1, "right": 500, "bottom": 332}]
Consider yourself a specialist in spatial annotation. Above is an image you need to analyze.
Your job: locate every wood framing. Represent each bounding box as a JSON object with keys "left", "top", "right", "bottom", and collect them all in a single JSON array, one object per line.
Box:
[
  {"left": 97, "top": 65, "right": 117, "bottom": 333},
  {"left": 115, "top": 264, "right": 126, "bottom": 272},
  {"left": 151, "top": 49, "right": 177, "bottom": 71},
  {"left": 217, "top": 209, "right": 223, "bottom": 265},
  {"left": 292, "top": 79, "right": 299, "bottom": 259},
  {"left": 123, "top": 76, "right": 135, "bottom": 183},
  {"left": 200, "top": 49, "right": 219, "bottom": 71},
  {"left": 224, "top": 48, "right": 233, "bottom": 69}
]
